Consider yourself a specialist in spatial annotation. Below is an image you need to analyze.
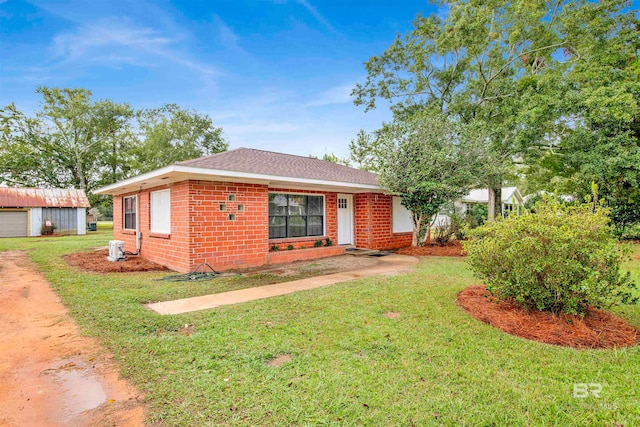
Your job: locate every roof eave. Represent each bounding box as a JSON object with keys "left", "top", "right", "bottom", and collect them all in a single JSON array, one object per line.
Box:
[{"left": 94, "top": 165, "right": 381, "bottom": 195}]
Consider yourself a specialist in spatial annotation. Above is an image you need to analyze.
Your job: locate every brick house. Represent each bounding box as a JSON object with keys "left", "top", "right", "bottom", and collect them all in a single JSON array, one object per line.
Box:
[{"left": 95, "top": 148, "right": 413, "bottom": 272}]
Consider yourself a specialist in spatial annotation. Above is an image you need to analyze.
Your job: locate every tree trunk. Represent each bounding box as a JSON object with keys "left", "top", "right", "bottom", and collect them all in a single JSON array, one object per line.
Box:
[
  {"left": 494, "top": 187, "right": 502, "bottom": 219},
  {"left": 487, "top": 178, "right": 502, "bottom": 222},
  {"left": 412, "top": 215, "right": 422, "bottom": 247},
  {"left": 487, "top": 187, "right": 502, "bottom": 222}
]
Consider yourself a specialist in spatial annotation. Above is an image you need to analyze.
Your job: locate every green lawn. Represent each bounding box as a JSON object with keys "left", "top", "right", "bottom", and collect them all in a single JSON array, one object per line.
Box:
[{"left": 1, "top": 230, "right": 639, "bottom": 426}]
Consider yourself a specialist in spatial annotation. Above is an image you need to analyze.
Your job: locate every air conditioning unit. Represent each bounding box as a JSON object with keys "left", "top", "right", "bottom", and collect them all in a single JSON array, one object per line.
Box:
[{"left": 107, "top": 240, "right": 125, "bottom": 262}]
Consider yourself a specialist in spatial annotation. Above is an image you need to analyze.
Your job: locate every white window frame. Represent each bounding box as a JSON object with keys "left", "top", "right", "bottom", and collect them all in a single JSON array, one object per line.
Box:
[
  {"left": 392, "top": 196, "right": 413, "bottom": 233},
  {"left": 150, "top": 189, "right": 171, "bottom": 234},
  {"left": 123, "top": 195, "right": 137, "bottom": 231}
]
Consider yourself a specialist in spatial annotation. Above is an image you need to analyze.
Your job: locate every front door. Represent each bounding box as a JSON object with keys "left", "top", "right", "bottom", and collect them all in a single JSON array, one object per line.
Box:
[{"left": 337, "top": 194, "right": 353, "bottom": 245}]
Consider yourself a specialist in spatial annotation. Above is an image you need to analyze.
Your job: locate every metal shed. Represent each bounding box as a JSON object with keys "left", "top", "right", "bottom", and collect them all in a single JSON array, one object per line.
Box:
[{"left": 0, "top": 187, "right": 91, "bottom": 238}]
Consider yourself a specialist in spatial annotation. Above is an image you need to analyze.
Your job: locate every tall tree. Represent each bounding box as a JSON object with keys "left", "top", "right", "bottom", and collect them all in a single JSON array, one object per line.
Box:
[
  {"left": 352, "top": 0, "right": 635, "bottom": 221},
  {"left": 133, "top": 104, "right": 227, "bottom": 173},
  {"left": 308, "top": 152, "right": 351, "bottom": 166},
  {"left": 527, "top": 2, "right": 640, "bottom": 226},
  {"left": 0, "top": 87, "right": 133, "bottom": 192},
  {"left": 0, "top": 87, "right": 229, "bottom": 209},
  {"left": 373, "top": 110, "right": 483, "bottom": 246}
]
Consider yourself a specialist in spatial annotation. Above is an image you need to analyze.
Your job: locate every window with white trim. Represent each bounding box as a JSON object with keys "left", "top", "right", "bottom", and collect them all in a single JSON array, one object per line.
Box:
[
  {"left": 150, "top": 189, "right": 171, "bottom": 234},
  {"left": 269, "top": 193, "right": 324, "bottom": 239},
  {"left": 392, "top": 196, "right": 413, "bottom": 233},
  {"left": 123, "top": 195, "right": 137, "bottom": 230}
]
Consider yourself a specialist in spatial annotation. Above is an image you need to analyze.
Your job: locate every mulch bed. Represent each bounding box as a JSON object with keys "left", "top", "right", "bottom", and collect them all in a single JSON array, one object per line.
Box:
[
  {"left": 457, "top": 286, "right": 638, "bottom": 349},
  {"left": 65, "top": 249, "right": 168, "bottom": 273},
  {"left": 396, "top": 241, "right": 465, "bottom": 257}
]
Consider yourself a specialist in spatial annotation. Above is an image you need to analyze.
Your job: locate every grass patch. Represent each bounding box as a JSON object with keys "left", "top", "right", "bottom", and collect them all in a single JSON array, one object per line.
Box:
[{"left": 1, "top": 233, "right": 639, "bottom": 426}]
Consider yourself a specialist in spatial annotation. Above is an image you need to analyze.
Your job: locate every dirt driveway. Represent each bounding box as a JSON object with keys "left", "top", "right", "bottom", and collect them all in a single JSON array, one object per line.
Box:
[{"left": 0, "top": 251, "right": 145, "bottom": 427}]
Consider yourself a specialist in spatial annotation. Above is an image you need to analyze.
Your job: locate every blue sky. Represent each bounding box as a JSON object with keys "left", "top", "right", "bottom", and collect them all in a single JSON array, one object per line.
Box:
[{"left": 0, "top": 0, "right": 438, "bottom": 158}]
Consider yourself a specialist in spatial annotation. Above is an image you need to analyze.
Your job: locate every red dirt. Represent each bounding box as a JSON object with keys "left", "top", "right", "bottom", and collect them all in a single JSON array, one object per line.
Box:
[
  {"left": 266, "top": 354, "right": 292, "bottom": 367},
  {"left": 0, "top": 250, "right": 146, "bottom": 426},
  {"left": 396, "top": 241, "right": 465, "bottom": 257},
  {"left": 457, "top": 286, "right": 639, "bottom": 349},
  {"left": 65, "top": 249, "right": 168, "bottom": 273}
]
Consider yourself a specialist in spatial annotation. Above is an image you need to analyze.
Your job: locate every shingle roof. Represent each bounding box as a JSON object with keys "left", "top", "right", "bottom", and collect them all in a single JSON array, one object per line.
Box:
[
  {"left": 0, "top": 187, "right": 90, "bottom": 208},
  {"left": 178, "top": 148, "right": 378, "bottom": 186}
]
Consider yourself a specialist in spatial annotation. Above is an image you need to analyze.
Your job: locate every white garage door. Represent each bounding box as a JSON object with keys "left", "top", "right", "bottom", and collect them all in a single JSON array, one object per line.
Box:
[{"left": 0, "top": 211, "right": 28, "bottom": 238}]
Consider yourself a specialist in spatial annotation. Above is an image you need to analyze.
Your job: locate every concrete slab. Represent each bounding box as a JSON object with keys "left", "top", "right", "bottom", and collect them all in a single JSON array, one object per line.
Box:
[{"left": 147, "top": 254, "right": 419, "bottom": 315}]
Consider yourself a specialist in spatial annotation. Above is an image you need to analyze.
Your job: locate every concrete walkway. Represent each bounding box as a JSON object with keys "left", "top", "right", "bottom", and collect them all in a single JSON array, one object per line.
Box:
[{"left": 147, "top": 254, "right": 419, "bottom": 315}]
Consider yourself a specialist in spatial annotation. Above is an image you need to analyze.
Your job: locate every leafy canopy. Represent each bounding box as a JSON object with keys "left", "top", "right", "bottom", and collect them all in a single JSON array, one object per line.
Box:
[
  {"left": 0, "top": 87, "right": 228, "bottom": 210},
  {"left": 374, "top": 111, "right": 482, "bottom": 246},
  {"left": 352, "top": 0, "right": 637, "bottom": 220},
  {"left": 0, "top": 87, "right": 134, "bottom": 191},
  {"left": 524, "top": 3, "right": 640, "bottom": 227}
]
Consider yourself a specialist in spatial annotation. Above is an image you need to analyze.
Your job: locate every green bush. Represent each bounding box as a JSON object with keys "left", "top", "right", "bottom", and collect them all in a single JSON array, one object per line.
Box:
[
  {"left": 465, "top": 204, "right": 488, "bottom": 229},
  {"left": 614, "top": 222, "right": 640, "bottom": 241},
  {"left": 432, "top": 213, "right": 464, "bottom": 245},
  {"left": 463, "top": 199, "right": 637, "bottom": 316}
]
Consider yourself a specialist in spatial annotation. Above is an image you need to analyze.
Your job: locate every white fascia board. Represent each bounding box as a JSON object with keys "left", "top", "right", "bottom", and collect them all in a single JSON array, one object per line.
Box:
[
  {"left": 94, "top": 164, "right": 381, "bottom": 195},
  {"left": 94, "top": 165, "right": 176, "bottom": 194}
]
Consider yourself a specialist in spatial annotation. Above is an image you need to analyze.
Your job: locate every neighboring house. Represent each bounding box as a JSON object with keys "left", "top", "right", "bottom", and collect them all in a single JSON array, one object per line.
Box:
[
  {"left": 0, "top": 188, "right": 90, "bottom": 237},
  {"left": 95, "top": 148, "right": 414, "bottom": 272},
  {"left": 86, "top": 207, "right": 100, "bottom": 223},
  {"left": 433, "top": 187, "right": 524, "bottom": 226},
  {"left": 456, "top": 186, "right": 524, "bottom": 217},
  {"left": 523, "top": 190, "right": 576, "bottom": 204}
]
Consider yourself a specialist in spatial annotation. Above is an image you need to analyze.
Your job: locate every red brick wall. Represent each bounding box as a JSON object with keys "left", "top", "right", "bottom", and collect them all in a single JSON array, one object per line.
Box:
[
  {"left": 113, "top": 182, "right": 191, "bottom": 272},
  {"left": 188, "top": 180, "right": 269, "bottom": 271},
  {"left": 268, "top": 245, "right": 345, "bottom": 264},
  {"left": 354, "top": 193, "right": 412, "bottom": 250}
]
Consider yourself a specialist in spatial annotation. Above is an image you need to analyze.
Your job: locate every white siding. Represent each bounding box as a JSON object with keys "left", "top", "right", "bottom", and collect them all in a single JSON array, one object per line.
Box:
[{"left": 392, "top": 197, "right": 413, "bottom": 233}]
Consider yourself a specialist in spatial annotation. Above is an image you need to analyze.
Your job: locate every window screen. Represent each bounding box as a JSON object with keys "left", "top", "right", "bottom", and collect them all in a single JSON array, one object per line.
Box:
[
  {"left": 123, "top": 195, "right": 137, "bottom": 230},
  {"left": 268, "top": 193, "right": 324, "bottom": 239}
]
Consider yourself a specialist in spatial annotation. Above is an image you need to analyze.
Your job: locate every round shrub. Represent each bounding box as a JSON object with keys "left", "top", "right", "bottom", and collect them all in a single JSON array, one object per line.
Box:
[{"left": 463, "top": 199, "right": 637, "bottom": 316}]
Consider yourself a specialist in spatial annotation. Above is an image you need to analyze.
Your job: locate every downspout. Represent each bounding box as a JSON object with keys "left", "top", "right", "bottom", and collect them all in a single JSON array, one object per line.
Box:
[{"left": 136, "top": 192, "right": 142, "bottom": 253}]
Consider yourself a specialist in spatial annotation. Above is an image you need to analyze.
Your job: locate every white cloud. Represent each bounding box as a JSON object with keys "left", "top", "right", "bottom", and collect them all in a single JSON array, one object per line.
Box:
[
  {"left": 48, "top": 18, "right": 218, "bottom": 78},
  {"left": 212, "top": 15, "right": 239, "bottom": 50},
  {"left": 295, "top": 0, "right": 336, "bottom": 34},
  {"left": 90, "top": 54, "right": 156, "bottom": 68},
  {"left": 209, "top": 14, "right": 253, "bottom": 62},
  {"left": 306, "top": 83, "right": 354, "bottom": 107},
  {"left": 52, "top": 20, "right": 171, "bottom": 58}
]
